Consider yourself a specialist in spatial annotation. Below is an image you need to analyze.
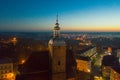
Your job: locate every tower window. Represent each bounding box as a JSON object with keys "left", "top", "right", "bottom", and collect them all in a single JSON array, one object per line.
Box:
[{"left": 58, "top": 61, "right": 60, "bottom": 65}]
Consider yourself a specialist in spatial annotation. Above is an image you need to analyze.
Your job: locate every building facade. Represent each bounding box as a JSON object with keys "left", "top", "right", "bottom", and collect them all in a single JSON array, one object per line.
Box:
[
  {"left": 76, "top": 57, "right": 91, "bottom": 73},
  {"left": 0, "top": 58, "right": 15, "bottom": 80}
]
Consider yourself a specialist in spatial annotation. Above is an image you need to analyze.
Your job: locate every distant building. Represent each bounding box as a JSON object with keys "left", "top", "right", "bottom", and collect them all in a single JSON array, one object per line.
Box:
[
  {"left": 117, "top": 49, "right": 120, "bottom": 58},
  {"left": 79, "top": 40, "right": 92, "bottom": 46},
  {"left": 117, "top": 49, "right": 120, "bottom": 64},
  {"left": 108, "top": 47, "right": 112, "bottom": 55},
  {"left": 11, "top": 37, "right": 17, "bottom": 46},
  {"left": 0, "top": 57, "right": 15, "bottom": 80}
]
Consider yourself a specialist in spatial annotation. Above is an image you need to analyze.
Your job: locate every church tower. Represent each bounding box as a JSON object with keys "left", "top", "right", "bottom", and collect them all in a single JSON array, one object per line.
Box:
[{"left": 48, "top": 15, "right": 67, "bottom": 80}]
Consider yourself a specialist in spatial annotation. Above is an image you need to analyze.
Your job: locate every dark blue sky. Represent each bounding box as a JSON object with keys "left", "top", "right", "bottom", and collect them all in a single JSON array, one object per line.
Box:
[{"left": 0, "top": 0, "right": 120, "bottom": 32}]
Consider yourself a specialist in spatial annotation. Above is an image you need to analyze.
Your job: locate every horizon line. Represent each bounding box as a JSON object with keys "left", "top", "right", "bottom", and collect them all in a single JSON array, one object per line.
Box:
[{"left": 0, "top": 30, "right": 120, "bottom": 33}]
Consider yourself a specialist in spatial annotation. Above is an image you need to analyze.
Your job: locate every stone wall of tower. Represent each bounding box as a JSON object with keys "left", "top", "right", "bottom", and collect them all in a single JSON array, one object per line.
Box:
[
  {"left": 52, "top": 46, "right": 66, "bottom": 73},
  {"left": 49, "top": 45, "right": 66, "bottom": 73},
  {"left": 48, "top": 44, "right": 67, "bottom": 80},
  {"left": 52, "top": 73, "right": 66, "bottom": 80}
]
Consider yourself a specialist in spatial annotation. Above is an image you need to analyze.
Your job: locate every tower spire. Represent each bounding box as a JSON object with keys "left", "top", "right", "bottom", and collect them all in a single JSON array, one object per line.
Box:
[
  {"left": 56, "top": 14, "right": 58, "bottom": 23},
  {"left": 54, "top": 14, "right": 60, "bottom": 38},
  {"left": 55, "top": 14, "right": 59, "bottom": 26}
]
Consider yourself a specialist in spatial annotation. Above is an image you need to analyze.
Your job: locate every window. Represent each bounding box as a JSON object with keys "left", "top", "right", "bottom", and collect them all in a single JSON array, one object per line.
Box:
[
  {"left": 5, "top": 70, "right": 7, "bottom": 73},
  {"left": 1, "top": 71, "right": 3, "bottom": 74},
  {"left": 58, "top": 61, "right": 60, "bottom": 65},
  {"left": 8, "top": 65, "right": 11, "bottom": 69},
  {"left": 5, "top": 75, "right": 7, "bottom": 78},
  {"left": 4, "top": 66, "right": 7, "bottom": 69},
  {"left": 1, "top": 66, "right": 3, "bottom": 69},
  {"left": 9, "top": 70, "right": 12, "bottom": 73},
  {"left": 1, "top": 75, "right": 3, "bottom": 78},
  {"left": 58, "top": 46, "right": 60, "bottom": 48}
]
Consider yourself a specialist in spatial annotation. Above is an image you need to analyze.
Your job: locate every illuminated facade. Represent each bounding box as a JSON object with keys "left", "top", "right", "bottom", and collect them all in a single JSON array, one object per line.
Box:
[
  {"left": 76, "top": 57, "right": 91, "bottom": 80},
  {"left": 76, "top": 57, "right": 91, "bottom": 73},
  {"left": 117, "top": 49, "right": 120, "bottom": 58},
  {"left": 0, "top": 58, "right": 15, "bottom": 80}
]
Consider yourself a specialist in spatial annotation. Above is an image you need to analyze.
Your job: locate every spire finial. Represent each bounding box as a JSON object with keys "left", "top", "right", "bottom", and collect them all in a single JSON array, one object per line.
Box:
[
  {"left": 54, "top": 14, "right": 60, "bottom": 37},
  {"left": 55, "top": 13, "right": 59, "bottom": 26},
  {"left": 56, "top": 14, "right": 58, "bottom": 23}
]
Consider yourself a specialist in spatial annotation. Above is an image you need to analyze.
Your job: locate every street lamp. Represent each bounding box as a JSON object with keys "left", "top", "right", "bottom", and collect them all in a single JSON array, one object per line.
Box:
[{"left": 21, "top": 59, "right": 25, "bottom": 64}]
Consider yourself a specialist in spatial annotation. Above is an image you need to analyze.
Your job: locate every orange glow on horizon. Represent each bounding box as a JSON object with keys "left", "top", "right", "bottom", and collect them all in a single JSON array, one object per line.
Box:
[{"left": 62, "top": 26, "right": 120, "bottom": 32}]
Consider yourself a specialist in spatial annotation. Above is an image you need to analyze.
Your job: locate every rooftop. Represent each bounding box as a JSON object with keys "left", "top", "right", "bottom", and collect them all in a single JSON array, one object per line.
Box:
[
  {"left": 76, "top": 56, "right": 90, "bottom": 61},
  {"left": 102, "top": 55, "right": 119, "bottom": 66},
  {"left": 74, "top": 46, "right": 94, "bottom": 55},
  {"left": 0, "top": 57, "right": 12, "bottom": 64}
]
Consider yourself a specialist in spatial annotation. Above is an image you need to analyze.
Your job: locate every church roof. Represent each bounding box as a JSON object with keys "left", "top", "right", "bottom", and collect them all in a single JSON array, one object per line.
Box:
[
  {"left": 49, "top": 37, "right": 66, "bottom": 46},
  {"left": 76, "top": 56, "right": 90, "bottom": 61},
  {"left": 102, "top": 55, "right": 119, "bottom": 66},
  {"left": 16, "top": 51, "right": 50, "bottom": 80},
  {"left": 16, "top": 49, "right": 76, "bottom": 80},
  {"left": 19, "top": 51, "right": 50, "bottom": 73},
  {"left": 0, "top": 57, "right": 13, "bottom": 64}
]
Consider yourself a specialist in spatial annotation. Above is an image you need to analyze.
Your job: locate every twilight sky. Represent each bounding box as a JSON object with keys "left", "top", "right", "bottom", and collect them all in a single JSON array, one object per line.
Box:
[{"left": 0, "top": 0, "right": 120, "bottom": 32}]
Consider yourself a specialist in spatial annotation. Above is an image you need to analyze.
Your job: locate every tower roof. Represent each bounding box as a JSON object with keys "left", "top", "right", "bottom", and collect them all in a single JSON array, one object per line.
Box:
[
  {"left": 49, "top": 38, "right": 66, "bottom": 46},
  {"left": 54, "top": 15, "right": 60, "bottom": 30}
]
